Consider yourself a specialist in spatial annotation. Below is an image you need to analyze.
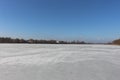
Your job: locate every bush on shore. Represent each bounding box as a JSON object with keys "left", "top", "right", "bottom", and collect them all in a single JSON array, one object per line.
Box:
[{"left": 112, "top": 39, "right": 120, "bottom": 45}]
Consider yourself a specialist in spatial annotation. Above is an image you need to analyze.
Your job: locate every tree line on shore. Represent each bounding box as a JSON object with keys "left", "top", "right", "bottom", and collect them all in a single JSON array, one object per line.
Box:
[
  {"left": 0, "top": 37, "right": 86, "bottom": 44},
  {"left": 1, "top": 37, "right": 120, "bottom": 45},
  {"left": 112, "top": 39, "right": 120, "bottom": 45}
]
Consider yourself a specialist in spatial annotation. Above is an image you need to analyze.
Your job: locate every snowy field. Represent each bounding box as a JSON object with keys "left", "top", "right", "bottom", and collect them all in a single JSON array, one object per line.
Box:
[{"left": 0, "top": 44, "right": 120, "bottom": 80}]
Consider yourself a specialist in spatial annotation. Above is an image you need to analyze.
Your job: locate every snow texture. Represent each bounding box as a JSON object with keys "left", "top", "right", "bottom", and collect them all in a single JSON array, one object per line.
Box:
[{"left": 0, "top": 44, "right": 120, "bottom": 80}]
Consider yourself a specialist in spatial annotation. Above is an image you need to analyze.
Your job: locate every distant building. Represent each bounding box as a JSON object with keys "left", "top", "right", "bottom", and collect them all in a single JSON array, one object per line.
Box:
[{"left": 56, "top": 41, "right": 60, "bottom": 44}]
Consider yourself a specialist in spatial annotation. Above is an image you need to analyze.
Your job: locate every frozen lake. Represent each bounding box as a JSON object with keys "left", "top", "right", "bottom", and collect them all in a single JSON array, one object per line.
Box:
[{"left": 0, "top": 44, "right": 120, "bottom": 80}]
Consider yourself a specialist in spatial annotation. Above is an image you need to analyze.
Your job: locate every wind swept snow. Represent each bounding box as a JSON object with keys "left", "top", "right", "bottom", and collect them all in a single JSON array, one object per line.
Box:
[{"left": 0, "top": 44, "right": 120, "bottom": 80}]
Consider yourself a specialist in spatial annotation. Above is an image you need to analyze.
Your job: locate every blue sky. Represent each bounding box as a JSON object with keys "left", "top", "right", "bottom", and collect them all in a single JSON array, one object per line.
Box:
[{"left": 0, "top": 0, "right": 120, "bottom": 42}]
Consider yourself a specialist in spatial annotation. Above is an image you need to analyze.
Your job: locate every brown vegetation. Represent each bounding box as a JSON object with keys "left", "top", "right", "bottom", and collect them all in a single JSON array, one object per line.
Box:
[
  {"left": 112, "top": 39, "right": 120, "bottom": 45},
  {"left": 0, "top": 37, "right": 86, "bottom": 44}
]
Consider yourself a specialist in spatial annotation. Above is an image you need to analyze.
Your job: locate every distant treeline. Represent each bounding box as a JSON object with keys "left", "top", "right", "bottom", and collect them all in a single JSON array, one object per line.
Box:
[
  {"left": 0, "top": 37, "right": 86, "bottom": 44},
  {"left": 112, "top": 39, "right": 120, "bottom": 45}
]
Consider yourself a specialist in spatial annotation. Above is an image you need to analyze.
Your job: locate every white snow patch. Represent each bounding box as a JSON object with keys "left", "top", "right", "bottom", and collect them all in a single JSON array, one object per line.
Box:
[{"left": 0, "top": 44, "right": 120, "bottom": 80}]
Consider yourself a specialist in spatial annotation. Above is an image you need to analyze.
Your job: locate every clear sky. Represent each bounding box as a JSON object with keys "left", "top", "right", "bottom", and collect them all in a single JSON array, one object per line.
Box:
[{"left": 0, "top": 0, "right": 120, "bottom": 42}]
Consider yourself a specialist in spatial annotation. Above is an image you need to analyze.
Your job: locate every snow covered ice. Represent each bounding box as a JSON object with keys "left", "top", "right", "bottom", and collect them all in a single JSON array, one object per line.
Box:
[{"left": 0, "top": 44, "right": 120, "bottom": 80}]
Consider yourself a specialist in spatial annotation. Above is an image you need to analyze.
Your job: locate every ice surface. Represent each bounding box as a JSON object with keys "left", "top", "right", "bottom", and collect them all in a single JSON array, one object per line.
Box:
[{"left": 0, "top": 44, "right": 120, "bottom": 80}]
